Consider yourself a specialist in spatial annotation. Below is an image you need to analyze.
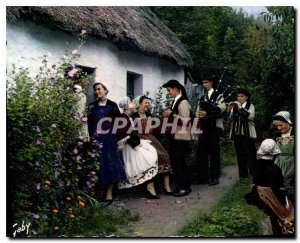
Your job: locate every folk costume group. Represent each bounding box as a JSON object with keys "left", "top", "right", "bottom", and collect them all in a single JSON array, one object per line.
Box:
[{"left": 74, "top": 75, "right": 294, "bottom": 236}]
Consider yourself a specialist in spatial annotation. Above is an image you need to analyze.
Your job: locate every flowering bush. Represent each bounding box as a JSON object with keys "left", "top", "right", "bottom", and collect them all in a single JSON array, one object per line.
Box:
[
  {"left": 151, "top": 87, "right": 173, "bottom": 117},
  {"left": 7, "top": 32, "right": 101, "bottom": 237}
]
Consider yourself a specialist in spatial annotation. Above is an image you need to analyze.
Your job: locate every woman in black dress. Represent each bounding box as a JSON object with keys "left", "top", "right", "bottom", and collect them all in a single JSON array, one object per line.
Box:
[{"left": 87, "top": 82, "right": 126, "bottom": 206}]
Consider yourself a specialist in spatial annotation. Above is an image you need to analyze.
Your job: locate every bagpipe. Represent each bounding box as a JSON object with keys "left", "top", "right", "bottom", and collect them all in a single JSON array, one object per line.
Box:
[{"left": 198, "top": 67, "right": 240, "bottom": 120}]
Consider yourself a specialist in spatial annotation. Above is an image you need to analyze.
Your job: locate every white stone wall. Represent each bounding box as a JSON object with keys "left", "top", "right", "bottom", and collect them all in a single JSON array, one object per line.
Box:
[{"left": 6, "top": 21, "right": 185, "bottom": 106}]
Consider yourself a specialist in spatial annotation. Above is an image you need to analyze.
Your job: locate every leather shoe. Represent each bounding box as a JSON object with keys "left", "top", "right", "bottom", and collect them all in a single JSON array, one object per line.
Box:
[
  {"left": 162, "top": 189, "right": 174, "bottom": 196},
  {"left": 173, "top": 189, "right": 189, "bottom": 197},
  {"left": 164, "top": 190, "right": 174, "bottom": 196},
  {"left": 193, "top": 179, "right": 208, "bottom": 185},
  {"left": 101, "top": 199, "right": 113, "bottom": 207},
  {"left": 145, "top": 190, "right": 160, "bottom": 199},
  {"left": 209, "top": 178, "right": 219, "bottom": 186}
]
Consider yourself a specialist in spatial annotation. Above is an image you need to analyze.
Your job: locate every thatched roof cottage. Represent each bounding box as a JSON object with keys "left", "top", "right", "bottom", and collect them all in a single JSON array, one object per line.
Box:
[{"left": 6, "top": 6, "right": 193, "bottom": 104}]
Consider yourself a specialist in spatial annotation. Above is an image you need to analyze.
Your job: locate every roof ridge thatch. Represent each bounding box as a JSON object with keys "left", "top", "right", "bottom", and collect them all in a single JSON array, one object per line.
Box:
[{"left": 6, "top": 6, "right": 193, "bottom": 67}]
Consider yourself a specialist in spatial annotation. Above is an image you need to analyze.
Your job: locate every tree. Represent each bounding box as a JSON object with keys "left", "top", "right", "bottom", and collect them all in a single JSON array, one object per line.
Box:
[
  {"left": 261, "top": 7, "right": 295, "bottom": 118},
  {"left": 151, "top": 6, "right": 295, "bottom": 138}
]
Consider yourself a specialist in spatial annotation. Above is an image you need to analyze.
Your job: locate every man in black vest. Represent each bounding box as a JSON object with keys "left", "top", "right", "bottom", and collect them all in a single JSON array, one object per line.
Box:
[{"left": 196, "top": 77, "right": 226, "bottom": 186}]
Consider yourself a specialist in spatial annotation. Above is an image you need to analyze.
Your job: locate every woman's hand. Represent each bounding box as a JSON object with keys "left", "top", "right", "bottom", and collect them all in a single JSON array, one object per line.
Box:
[
  {"left": 117, "top": 141, "right": 124, "bottom": 151},
  {"left": 197, "top": 110, "right": 207, "bottom": 118},
  {"left": 163, "top": 109, "right": 171, "bottom": 117}
]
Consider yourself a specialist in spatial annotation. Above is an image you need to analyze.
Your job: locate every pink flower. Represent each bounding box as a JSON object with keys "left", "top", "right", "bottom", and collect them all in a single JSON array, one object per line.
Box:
[
  {"left": 76, "top": 155, "right": 81, "bottom": 161},
  {"left": 47, "top": 52, "right": 52, "bottom": 57},
  {"left": 68, "top": 68, "right": 78, "bottom": 78},
  {"left": 90, "top": 153, "right": 96, "bottom": 158},
  {"left": 73, "top": 148, "right": 78, "bottom": 154},
  {"left": 48, "top": 71, "right": 56, "bottom": 78},
  {"left": 32, "top": 213, "right": 40, "bottom": 219},
  {"left": 36, "top": 80, "right": 43, "bottom": 88},
  {"left": 77, "top": 141, "right": 83, "bottom": 146},
  {"left": 72, "top": 50, "right": 78, "bottom": 55},
  {"left": 81, "top": 29, "right": 87, "bottom": 35},
  {"left": 60, "top": 98, "right": 65, "bottom": 103},
  {"left": 73, "top": 115, "right": 80, "bottom": 121},
  {"left": 36, "top": 183, "right": 41, "bottom": 190},
  {"left": 35, "top": 139, "right": 42, "bottom": 145},
  {"left": 81, "top": 117, "right": 88, "bottom": 123},
  {"left": 86, "top": 181, "right": 93, "bottom": 188}
]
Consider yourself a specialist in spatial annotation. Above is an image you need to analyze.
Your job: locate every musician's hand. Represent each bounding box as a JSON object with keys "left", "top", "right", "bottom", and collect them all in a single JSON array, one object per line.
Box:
[
  {"left": 227, "top": 102, "right": 235, "bottom": 113},
  {"left": 234, "top": 101, "right": 241, "bottom": 108},
  {"left": 163, "top": 109, "right": 171, "bottom": 117},
  {"left": 197, "top": 111, "right": 207, "bottom": 118}
]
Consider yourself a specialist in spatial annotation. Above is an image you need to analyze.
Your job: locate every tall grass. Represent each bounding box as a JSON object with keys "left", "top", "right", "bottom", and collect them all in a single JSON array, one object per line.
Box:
[
  {"left": 178, "top": 179, "right": 266, "bottom": 237},
  {"left": 45, "top": 205, "right": 139, "bottom": 237},
  {"left": 220, "top": 137, "right": 237, "bottom": 167}
]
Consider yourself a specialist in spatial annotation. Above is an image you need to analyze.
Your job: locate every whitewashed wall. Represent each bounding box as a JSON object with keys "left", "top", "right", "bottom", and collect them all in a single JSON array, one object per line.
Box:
[{"left": 7, "top": 21, "right": 185, "bottom": 105}]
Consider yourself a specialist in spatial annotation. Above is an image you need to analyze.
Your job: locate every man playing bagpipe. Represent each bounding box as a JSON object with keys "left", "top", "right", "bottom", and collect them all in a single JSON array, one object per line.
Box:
[{"left": 195, "top": 76, "right": 226, "bottom": 186}]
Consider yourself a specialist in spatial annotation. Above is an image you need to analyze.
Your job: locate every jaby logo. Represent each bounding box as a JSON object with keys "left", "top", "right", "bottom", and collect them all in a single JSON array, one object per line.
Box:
[{"left": 12, "top": 221, "right": 31, "bottom": 237}]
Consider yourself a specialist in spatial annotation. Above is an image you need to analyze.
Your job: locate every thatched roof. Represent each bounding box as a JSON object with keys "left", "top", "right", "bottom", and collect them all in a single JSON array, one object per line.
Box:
[{"left": 6, "top": 6, "right": 193, "bottom": 67}]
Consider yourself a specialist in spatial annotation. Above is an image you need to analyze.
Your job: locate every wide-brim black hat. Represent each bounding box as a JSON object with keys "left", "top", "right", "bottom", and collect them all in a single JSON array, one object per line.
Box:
[
  {"left": 200, "top": 75, "right": 218, "bottom": 83},
  {"left": 236, "top": 88, "right": 251, "bottom": 97}
]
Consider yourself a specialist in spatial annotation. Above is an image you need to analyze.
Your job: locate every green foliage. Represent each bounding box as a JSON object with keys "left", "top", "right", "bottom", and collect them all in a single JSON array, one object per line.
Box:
[
  {"left": 259, "top": 7, "right": 295, "bottom": 133},
  {"left": 151, "top": 6, "right": 295, "bottom": 140},
  {"left": 7, "top": 34, "right": 101, "bottom": 237},
  {"left": 151, "top": 86, "right": 173, "bottom": 117},
  {"left": 220, "top": 138, "right": 237, "bottom": 167},
  {"left": 45, "top": 206, "right": 139, "bottom": 237},
  {"left": 151, "top": 7, "right": 252, "bottom": 79},
  {"left": 178, "top": 179, "right": 265, "bottom": 237}
]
